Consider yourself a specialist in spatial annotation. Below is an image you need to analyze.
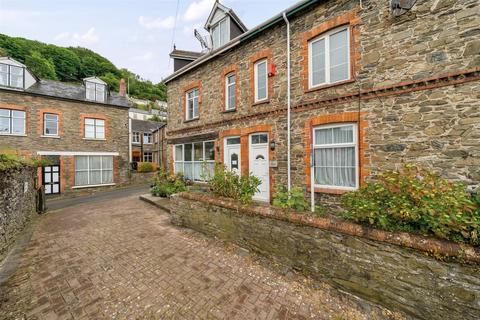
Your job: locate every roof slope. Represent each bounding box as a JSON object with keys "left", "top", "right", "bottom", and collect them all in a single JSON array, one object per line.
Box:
[{"left": 131, "top": 119, "right": 165, "bottom": 132}]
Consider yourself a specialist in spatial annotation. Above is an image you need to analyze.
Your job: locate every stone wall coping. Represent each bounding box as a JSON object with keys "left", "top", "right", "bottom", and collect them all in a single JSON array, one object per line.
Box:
[{"left": 177, "top": 192, "right": 480, "bottom": 263}]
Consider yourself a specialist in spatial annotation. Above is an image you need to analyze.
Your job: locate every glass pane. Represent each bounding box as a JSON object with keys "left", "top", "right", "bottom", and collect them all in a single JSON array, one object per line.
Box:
[
  {"left": 256, "top": 61, "right": 267, "bottom": 100},
  {"left": 85, "top": 125, "right": 95, "bottom": 138},
  {"left": 226, "top": 137, "right": 240, "bottom": 145},
  {"left": 193, "top": 163, "right": 203, "bottom": 181},
  {"left": 89, "top": 156, "right": 101, "bottom": 170},
  {"left": 175, "top": 145, "right": 183, "bottom": 161},
  {"left": 227, "top": 84, "right": 235, "bottom": 109},
  {"left": 329, "top": 29, "right": 349, "bottom": 83},
  {"left": 75, "top": 156, "right": 89, "bottom": 170},
  {"left": 11, "top": 118, "right": 24, "bottom": 134},
  {"left": 10, "top": 66, "right": 23, "bottom": 88},
  {"left": 315, "top": 128, "right": 333, "bottom": 145},
  {"left": 193, "top": 96, "right": 199, "bottom": 118},
  {"left": 96, "top": 85, "right": 105, "bottom": 102},
  {"left": 10, "top": 66, "right": 22, "bottom": 75},
  {"left": 102, "top": 156, "right": 113, "bottom": 170},
  {"left": 96, "top": 126, "right": 105, "bottom": 139},
  {"left": 85, "top": 118, "right": 95, "bottom": 125},
  {"left": 95, "top": 119, "right": 105, "bottom": 127},
  {"left": 204, "top": 141, "right": 215, "bottom": 160},
  {"left": 12, "top": 110, "right": 25, "bottom": 118},
  {"left": 332, "top": 126, "right": 354, "bottom": 143},
  {"left": 184, "top": 144, "right": 193, "bottom": 161},
  {"left": 45, "top": 114, "right": 57, "bottom": 121},
  {"left": 102, "top": 170, "right": 113, "bottom": 184},
  {"left": 86, "top": 87, "right": 95, "bottom": 100},
  {"left": 183, "top": 163, "right": 193, "bottom": 180},
  {"left": 0, "top": 72, "right": 7, "bottom": 86},
  {"left": 227, "top": 74, "right": 235, "bottom": 85},
  {"left": 194, "top": 142, "right": 203, "bottom": 161},
  {"left": 315, "top": 148, "right": 334, "bottom": 167},
  {"left": 75, "top": 171, "right": 89, "bottom": 186},
  {"left": 174, "top": 163, "right": 183, "bottom": 174},
  {"left": 0, "top": 109, "right": 9, "bottom": 117},
  {"left": 187, "top": 99, "right": 194, "bottom": 119},
  {"left": 89, "top": 170, "right": 102, "bottom": 185},
  {"left": 45, "top": 120, "right": 57, "bottom": 135},
  {"left": 0, "top": 117, "right": 10, "bottom": 133},
  {"left": 252, "top": 134, "right": 268, "bottom": 144},
  {"left": 311, "top": 38, "right": 326, "bottom": 85}
]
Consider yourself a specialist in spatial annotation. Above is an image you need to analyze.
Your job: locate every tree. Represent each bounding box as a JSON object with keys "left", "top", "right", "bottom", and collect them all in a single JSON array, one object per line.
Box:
[
  {"left": 25, "top": 52, "right": 58, "bottom": 80},
  {"left": 100, "top": 72, "right": 119, "bottom": 92},
  {"left": 41, "top": 45, "right": 81, "bottom": 81}
]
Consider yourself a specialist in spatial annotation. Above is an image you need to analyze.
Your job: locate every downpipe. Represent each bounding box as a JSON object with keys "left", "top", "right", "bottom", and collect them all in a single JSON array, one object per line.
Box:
[{"left": 282, "top": 12, "right": 292, "bottom": 193}]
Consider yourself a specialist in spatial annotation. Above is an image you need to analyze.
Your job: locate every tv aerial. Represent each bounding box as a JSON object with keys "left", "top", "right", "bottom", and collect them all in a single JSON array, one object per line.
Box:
[
  {"left": 390, "top": 0, "right": 417, "bottom": 17},
  {"left": 194, "top": 29, "right": 211, "bottom": 52}
]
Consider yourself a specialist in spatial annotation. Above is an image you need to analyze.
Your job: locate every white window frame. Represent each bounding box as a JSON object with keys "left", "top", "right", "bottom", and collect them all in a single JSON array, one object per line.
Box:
[
  {"left": 132, "top": 132, "right": 140, "bottom": 144},
  {"left": 185, "top": 88, "right": 199, "bottom": 120},
  {"left": 308, "top": 26, "right": 350, "bottom": 89},
  {"left": 254, "top": 59, "right": 268, "bottom": 103},
  {"left": 85, "top": 81, "right": 106, "bottom": 103},
  {"left": 84, "top": 118, "right": 105, "bottom": 139},
  {"left": 225, "top": 73, "right": 236, "bottom": 111},
  {"left": 173, "top": 141, "right": 215, "bottom": 182},
  {"left": 43, "top": 113, "right": 59, "bottom": 136},
  {"left": 143, "top": 152, "right": 153, "bottom": 163},
  {"left": 143, "top": 133, "right": 152, "bottom": 144},
  {"left": 211, "top": 17, "right": 230, "bottom": 50},
  {"left": 0, "top": 109, "right": 26, "bottom": 135},
  {"left": 312, "top": 123, "right": 358, "bottom": 191},
  {"left": 74, "top": 155, "right": 114, "bottom": 187},
  {"left": 0, "top": 63, "right": 25, "bottom": 89}
]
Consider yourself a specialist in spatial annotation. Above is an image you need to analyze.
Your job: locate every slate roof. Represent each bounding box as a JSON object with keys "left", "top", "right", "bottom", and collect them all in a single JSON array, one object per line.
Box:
[
  {"left": 1, "top": 79, "right": 131, "bottom": 108},
  {"left": 131, "top": 119, "right": 166, "bottom": 133}
]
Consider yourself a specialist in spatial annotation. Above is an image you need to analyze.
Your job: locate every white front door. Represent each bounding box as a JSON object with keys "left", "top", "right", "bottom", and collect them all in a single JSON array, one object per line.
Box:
[
  {"left": 224, "top": 137, "right": 241, "bottom": 175},
  {"left": 249, "top": 133, "right": 270, "bottom": 202}
]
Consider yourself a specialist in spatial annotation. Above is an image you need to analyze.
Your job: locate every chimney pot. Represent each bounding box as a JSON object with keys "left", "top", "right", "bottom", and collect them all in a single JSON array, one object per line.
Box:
[{"left": 119, "top": 78, "right": 127, "bottom": 97}]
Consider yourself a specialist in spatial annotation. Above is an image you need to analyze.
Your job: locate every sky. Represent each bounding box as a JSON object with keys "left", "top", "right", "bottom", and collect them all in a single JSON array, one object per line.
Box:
[{"left": 0, "top": 0, "right": 295, "bottom": 83}]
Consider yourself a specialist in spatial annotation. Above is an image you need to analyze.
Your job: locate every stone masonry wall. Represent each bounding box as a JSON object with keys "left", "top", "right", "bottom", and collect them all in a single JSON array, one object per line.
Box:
[
  {"left": 0, "top": 166, "right": 37, "bottom": 261},
  {"left": 171, "top": 193, "right": 480, "bottom": 320},
  {"left": 166, "top": 0, "right": 480, "bottom": 203},
  {"left": 0, "top": 92, "right": 130, "bottom": 194}
]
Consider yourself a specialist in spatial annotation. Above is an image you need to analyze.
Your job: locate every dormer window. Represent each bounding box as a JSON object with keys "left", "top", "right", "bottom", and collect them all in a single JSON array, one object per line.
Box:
[
  {"left": 211, "top": 18, "right": 229, "bottom": 50},
  {"left": 85, "top": 81, "right": 106, "bottom": 103},
  {"left": 0, "top": 63, "right": 24, "bottom": 89}
]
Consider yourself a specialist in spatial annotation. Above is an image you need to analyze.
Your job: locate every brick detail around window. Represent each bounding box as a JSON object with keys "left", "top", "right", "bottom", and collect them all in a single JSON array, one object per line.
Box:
[
  {"left": 79, "top": 114, "right": 108, "bottom": 139},
  {"left": 300, "top": 9, "right": 360, "bottom": 93},
  {"left": 182, "top": 81, "right": 202, "bottom": 122},
  {"left": 60, "top": 156, "right": 66, "bottom": 193},
  {"left": 249, "top": 49, "right": 273, "bottom": 106},
  {"left": 113, "top": 156, "right": 118, "bottom": 183},
  {"left": 0, "top": 102, "right": 29, "bottom": 135},
  {"left": 37, "top": 108, "right": 63, "bottom": 137},
  {"left": 219, "top": 124, "right": 275, "bottom": 198},
  {"left": 304, "top": 112, "right": 369, "bottom": 195},
  {"left": 68, "top": 156, "right": 75, "bottom": 188},
  {"left": 220, "top": 64, "right": 239, "bottom": 112}
]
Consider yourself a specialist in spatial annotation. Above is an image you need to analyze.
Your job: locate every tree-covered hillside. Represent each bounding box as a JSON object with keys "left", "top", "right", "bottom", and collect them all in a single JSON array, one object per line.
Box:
[{"left": 0, "top": 34, "right": 166, "bottom": 101}]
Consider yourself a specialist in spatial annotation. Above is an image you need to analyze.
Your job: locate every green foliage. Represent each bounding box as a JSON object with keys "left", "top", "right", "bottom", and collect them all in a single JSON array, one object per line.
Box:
[
  {"left": 0, "top": 34, "right": 167, "bottom": 101},
  {"left": 208, "top": 163, "right": 261, "bottom": 204},
  {"left": 273, "top": 186, "right": 309, "bottom": 211},
  {"left": 137, "top": 162, "right": 154, "bottom": 173},
  {"left": 151, "top": 170, "right": 187, "bottom": 197},
  {"left": 25, "top": 51, "right": 57, "bottom": 80},
  {"left": 149, "top": 114, "right": 164, "bottom": 122},
  {"left": 0, "top": 153, "right": 51, "bottom": 171},
  {"left": 341, "top": 165, "right": 480, "bottom": 245}
]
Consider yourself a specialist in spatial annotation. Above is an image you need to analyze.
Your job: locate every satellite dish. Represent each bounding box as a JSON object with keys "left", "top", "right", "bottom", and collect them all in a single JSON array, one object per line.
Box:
[
  {"left": 194, "top": 29, "right": 211, "bottom": 52},
  {"left": 391, "top": 0, "right": 417, "bottom": 17}
]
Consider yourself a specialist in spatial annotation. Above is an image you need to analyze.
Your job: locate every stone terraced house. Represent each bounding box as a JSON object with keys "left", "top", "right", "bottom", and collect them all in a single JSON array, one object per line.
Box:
[
  {"left": 0, "top": 57, "right": 131, "bottom": 196},
  {"left": 165, "top": 0, "right": 480, "bottom": 203}
]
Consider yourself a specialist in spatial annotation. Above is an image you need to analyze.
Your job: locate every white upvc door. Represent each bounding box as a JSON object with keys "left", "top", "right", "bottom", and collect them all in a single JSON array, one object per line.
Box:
[
  {"left": 249, "top": 133, "right": 270, "bottom": 202},
  {"left": 224, "top": 137, "right": 241, "bottom": 175}
]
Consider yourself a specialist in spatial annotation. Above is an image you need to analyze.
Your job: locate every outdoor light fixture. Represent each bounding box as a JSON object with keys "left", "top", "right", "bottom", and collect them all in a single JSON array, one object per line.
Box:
[
  {"left": 216, "top": 144, "right": 220, "bottom": 152},
  {"left": 269, "top": 140, "right": 276, "bottom": 151}
]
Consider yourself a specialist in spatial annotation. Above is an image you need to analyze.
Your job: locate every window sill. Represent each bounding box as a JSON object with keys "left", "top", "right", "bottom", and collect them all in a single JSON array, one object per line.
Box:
[
  {"left": 184, "top": 118, "right": 199, "bottom": 123},
  {"left": 41, "top": 135, "right": 60, "bottom": 139},
  {"left": 307, "top": 186, "right": 356, "bottom": 195},
  {"left": 72, "top": 183, "right": 115, "bottom": 189},
  {"left": 252, "top": 99, "right": 269, "bottom": 106},
  {"left": 223, "top": 109, "right": 236, "bottom": 113},
  {"left": 306, "top": 78, "right": 355, "bottom": 93},
  {"left": 0, "top": 133, "right": 27, "bottom": 137},
  {"left": 83, "top": 138, "right": 106, "bottom": 141}
]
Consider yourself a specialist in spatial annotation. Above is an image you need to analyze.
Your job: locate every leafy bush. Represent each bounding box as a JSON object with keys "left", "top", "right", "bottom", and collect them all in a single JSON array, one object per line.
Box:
[
  {"left": 208, "top": 163, "right": 261, "bottom": 204},
  {"left": 137, "top": 162, "right": 154, "bottom": 173},
  {"left": 0, "top": 153, "right": 51, "bottom": 171},
  {"left": 341, "top": 165, "right": 480, "bottom": 245},
  {"left": 150, "top": 170, "right": 186, "bottom": 197},
  {"left": 273, "top": 186, "right": 309, "bottom": 211}
]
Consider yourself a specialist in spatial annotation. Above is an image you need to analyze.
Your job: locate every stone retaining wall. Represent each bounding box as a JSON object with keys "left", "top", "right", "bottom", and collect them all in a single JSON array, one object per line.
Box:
[
  {"left": 0, "top": 166, "right": 37, "bottom": 261},
  {"left": 171, "top": 192, "right": 480, "bottom": 320}
]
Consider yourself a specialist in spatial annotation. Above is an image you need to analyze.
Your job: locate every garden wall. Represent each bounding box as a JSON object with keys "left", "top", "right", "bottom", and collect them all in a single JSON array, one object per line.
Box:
[
  {"left": 0, "top": 166, "right": 37, "bottom": 261},
  {"left": 171, "top": 192, "right": 480, "bottom": 320}
]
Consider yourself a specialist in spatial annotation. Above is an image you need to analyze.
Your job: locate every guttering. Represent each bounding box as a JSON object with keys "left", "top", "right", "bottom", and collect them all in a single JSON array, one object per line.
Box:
[
  {"left": 282, "top": 12, "right": 292, "bottom": 193},
  {"left": 163, "top": 0, "right": 320, "bottom": 83}
]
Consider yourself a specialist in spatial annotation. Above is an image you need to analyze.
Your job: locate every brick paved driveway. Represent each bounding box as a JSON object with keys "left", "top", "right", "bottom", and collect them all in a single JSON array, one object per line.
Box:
[{"left": 0, "top": 194, "right": 393, "bottom": 320}]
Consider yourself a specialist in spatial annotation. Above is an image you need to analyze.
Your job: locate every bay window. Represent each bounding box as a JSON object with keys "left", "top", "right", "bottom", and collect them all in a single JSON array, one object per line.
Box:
[
  {"left": 254, "top": 59, "right": 268, "bottom": 102},
  {"left": 313, "top": 123, "right": 358, "bottom": 190},
  {"left": 186, "top": 88, "right": 199, "bottom": 120},
  {"left": 0, "top": 109, "right": 25, "bottom": 135},
  {"left": 75, "top": 156, "right": 113, "bottom": 187},
  {"left": 309, "top": 26, "right": 350, "bottom": 88},
  {"left": 174, "top": 141, "right": 215, "bottom": 181}
]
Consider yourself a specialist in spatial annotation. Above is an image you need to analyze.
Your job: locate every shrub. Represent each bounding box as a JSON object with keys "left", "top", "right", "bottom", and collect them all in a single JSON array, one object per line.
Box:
[
  {"left": 137, "top": 162, "right": 154, "bottom": 173},
  {"left": 150, "top": 170, "right": 186, "bottom": 197},
  {"left": 273, "top": 186, "right": 309, "bottom": 211},
  {"left": 0, "top": 153, "right": 51, "bottom": 171},
  {"left": 208, "top": 163, "right": 261, "bottom": 204},
  {"left": 341, "top": 165, "right": 480, "bottom": 245}
]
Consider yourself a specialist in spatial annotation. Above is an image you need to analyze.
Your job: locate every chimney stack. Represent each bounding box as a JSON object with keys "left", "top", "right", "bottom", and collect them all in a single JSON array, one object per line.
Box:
[{"left": 119, "top": 78, "right": 127, "bottom": 97}]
